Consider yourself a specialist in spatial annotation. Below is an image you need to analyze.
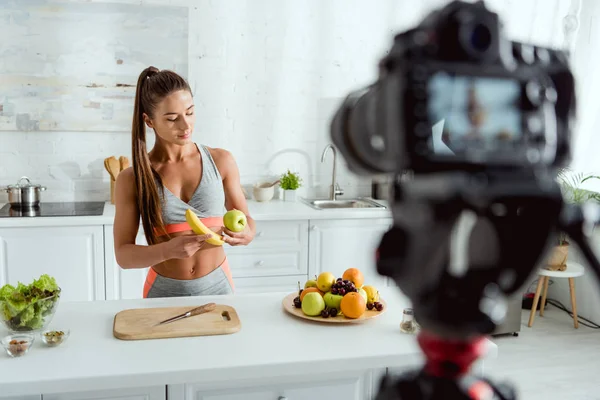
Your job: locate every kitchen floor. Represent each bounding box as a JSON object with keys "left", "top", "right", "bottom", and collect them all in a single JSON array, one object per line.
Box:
[{"left": 486, "top": 306, "right": 600, "bottom": 400}]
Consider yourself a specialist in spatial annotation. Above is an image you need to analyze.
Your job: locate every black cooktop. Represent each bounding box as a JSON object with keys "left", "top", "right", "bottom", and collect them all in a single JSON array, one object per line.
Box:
[{"left": 0, "top": 202, "right": 105, "bottom": 218}]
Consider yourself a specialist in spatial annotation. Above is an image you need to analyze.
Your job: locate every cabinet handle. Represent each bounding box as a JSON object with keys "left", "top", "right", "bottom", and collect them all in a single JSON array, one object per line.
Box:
[
  {"left": 311, "top": 225, "right": 318, "bottom": 231},
  {"left": 256, "top": 231, "right": 263, "bottom": 237},
  {"left": 256, "top": 260, "right": 265, "bottom": 266},
  {"left": 278, "top": 397, "right": 288, "bottom": 400}
]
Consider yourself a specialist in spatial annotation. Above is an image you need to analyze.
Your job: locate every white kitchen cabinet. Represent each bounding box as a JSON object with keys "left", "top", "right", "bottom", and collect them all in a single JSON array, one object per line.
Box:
[
  {"left": 0, "top": 396, "right": 40, "bottom": 400},
  {"left": 183, "top": 380, "right": 358, "bottom": 400},
  {"left": 41, "top": 385, "right": 166, "bottom": 400},
  {"left": 308, "top": 218, "right": 392, "bottom": 289},
  {"left": 231, "top": 275, "right": 306, "bottom": 294},
  {"left": 104, "top": 220, "right": 310, "bottom": 299},
  {"left": 168, "top": 369, "right": 382, "bottom": 400},
  {"left": 0, "top": 226, "right": 105, "bottom": 301},
  {"left": 104, "top": 225, "right": 150, "bottom": 300},
  {"left": 225, "top": 220, "right": 309, "bottom": 278}
]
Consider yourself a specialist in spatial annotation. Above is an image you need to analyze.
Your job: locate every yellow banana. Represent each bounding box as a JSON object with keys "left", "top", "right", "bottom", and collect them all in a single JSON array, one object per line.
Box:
[{"left": 185, "top": 209, "right": 225, "bottom": 246}]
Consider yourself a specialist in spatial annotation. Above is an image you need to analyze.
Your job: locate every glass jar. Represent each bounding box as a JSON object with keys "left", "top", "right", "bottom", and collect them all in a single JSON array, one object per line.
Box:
[{"left": 400, "top": 308, "right": 419, "bottom": 334}]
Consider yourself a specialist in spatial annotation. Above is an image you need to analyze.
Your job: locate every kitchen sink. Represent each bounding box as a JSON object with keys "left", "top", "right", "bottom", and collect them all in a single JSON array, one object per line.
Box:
[{"left": 301, "top": 198, "right": 386, "bottom": 210}]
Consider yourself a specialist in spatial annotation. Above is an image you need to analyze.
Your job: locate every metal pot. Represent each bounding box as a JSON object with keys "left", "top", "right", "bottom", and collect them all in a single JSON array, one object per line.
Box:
[{"left": 3, "top": 176, "right": 46, "bottom": 208}]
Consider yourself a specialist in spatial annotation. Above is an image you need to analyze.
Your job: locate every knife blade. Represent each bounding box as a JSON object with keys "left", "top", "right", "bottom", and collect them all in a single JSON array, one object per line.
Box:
[{"left": 155, "top": 302, "right": 217, "bottom": 326}]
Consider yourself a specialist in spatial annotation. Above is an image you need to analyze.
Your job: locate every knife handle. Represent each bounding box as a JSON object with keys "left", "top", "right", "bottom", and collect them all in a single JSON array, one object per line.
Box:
[{"left": 189, "top": 302, "right": 217, "bottom": 317}]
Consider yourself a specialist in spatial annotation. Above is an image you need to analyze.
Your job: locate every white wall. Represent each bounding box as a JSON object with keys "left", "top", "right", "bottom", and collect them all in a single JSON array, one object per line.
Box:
[{"left": 0, "top": 0, "right": 571, "bottom": 203}]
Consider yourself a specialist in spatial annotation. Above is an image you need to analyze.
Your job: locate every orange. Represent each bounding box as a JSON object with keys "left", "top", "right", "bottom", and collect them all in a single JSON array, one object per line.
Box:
[
  {"left": 300, "top": 287, "right": 323, "bottom": 301},
  {"left": 342, "top": 268, "right": 364, "bottom": 288},
  {"left": 340, "top": 292, "right": 366, "bottom": 319}
]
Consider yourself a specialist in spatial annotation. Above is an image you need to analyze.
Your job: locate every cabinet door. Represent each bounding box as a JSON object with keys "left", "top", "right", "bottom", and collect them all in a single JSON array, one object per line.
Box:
[
  {"left": 0, "top": 396, "right": 40, "bottom": 400},
  {"left": 104, "top": 225, "right": 150, "bottom": 300},
  {"left": 42, "top": 385, "right": 166, "bottom": 400},
  {"left": 0, "top": 226, "right": 105, "bottom": 301},
  {"left": 308, "top": 218, "right": 392, "bottom": 289}
]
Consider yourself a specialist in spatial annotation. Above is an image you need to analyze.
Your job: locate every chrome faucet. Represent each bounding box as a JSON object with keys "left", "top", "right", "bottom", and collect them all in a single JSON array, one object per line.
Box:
[{"left": 321, "top": 144, "right": 344, "bottom": 200}]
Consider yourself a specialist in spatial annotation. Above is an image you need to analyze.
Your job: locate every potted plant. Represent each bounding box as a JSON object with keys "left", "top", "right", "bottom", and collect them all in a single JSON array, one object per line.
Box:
[
  {"left": 547, "top": 231, "right": 570, "bottom": 271},
  {"left": 547, "top": 169, "right": 600, "bottom": 270},
  {"left": 280, "top": 169, "right": 302, "bottom": 202}
]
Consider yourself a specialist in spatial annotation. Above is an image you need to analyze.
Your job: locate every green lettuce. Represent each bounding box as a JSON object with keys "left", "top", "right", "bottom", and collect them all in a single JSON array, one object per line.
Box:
[
  {"left": 0, "top": 284, "right": 15, "bottom": 301},
  {"left": 0, "top": 274, "right": 60, "bottom": 331},
  {"left": 32, "top": 274, "right": 58, "bottom": 294}
]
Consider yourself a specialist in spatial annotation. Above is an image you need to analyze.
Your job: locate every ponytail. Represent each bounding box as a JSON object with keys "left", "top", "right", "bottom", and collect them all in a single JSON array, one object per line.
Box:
[
  {"left": 132, "top": 66, "right": 165, "bottom": 245},
  {"left": 131, "top": 66, "right": 192, "bottom": 245}
]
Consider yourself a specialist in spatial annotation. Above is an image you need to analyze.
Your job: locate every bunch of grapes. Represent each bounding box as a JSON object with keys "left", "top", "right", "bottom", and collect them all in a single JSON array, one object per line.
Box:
[
  {"left": 367, "top": 301, "right": 384, "bottom": 312},
  {"left": 331, "top": 278, "right": 357, "bottom": 296}
]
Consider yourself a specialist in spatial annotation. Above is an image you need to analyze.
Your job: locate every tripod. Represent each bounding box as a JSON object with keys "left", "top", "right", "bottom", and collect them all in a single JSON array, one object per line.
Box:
[{"left": 373, "top": 177, "right": 600, "bottom": 400}]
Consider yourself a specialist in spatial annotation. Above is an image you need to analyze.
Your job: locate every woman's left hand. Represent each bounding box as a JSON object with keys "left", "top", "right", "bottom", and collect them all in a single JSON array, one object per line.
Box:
[{"left": 221, "top": 224, "right": 254, "bottom": 246}]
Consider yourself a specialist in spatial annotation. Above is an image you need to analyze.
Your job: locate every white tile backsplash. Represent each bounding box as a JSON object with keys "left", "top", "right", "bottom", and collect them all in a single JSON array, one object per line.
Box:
[{"left": 0, "top": 0, "right": 570, "bottom": 203}]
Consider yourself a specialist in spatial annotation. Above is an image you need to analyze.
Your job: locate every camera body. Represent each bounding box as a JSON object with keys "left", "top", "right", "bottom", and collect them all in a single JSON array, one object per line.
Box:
[{"left": 331, "top": 0, "right": 576, "bottom": 176}]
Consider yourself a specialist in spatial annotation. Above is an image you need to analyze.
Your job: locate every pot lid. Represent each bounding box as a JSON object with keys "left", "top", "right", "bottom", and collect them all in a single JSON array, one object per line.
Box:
[{"left": 7, "top": 176, "right": 42, "bottom": 189}]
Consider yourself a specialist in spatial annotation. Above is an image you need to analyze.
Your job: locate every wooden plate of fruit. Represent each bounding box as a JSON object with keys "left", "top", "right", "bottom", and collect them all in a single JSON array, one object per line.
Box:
[{"left": 282, "top": 268, "right": 386, "bottom": 324}]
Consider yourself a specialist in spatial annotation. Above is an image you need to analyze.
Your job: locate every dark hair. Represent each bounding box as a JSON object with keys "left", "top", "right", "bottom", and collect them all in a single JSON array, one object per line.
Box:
[{"left": 132, "top": 66, "right": 191, "bottom": 245}]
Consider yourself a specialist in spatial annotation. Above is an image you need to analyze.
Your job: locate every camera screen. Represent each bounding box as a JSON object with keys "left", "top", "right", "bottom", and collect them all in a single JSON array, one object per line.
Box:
[{"left": 427, "top": 72, "right": 522, "bottom": 157}]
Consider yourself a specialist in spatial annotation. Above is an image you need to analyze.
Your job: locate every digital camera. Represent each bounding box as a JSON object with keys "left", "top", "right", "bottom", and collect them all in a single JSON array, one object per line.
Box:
[{"left": 331, "top": 0, "right": 576, "bottom": 176}]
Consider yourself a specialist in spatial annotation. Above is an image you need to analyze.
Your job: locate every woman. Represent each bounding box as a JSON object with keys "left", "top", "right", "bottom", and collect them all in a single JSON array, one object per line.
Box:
[{"left": 113, "top": 66, "right": 255, "bottom": 298}]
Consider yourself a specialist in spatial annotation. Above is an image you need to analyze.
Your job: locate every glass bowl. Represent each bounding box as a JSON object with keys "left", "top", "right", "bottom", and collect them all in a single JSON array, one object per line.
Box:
[
  {"left": 40, "top": 328, "right": 70, "bottom": 347},
  {"left": 0, "top": 289, "right": 61, "bottom": 333},
  {"left": 1, "top": 333, "right": 35, "bottom": 358}
]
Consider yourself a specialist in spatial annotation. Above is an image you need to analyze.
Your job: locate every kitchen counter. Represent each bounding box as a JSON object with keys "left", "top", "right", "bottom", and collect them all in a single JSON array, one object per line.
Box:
[
  {"left": 0, "top": 287, "right": 497, "bottom": 398},
  {"left": 0, "top": 198, "right": 392, "bottom": 228}
]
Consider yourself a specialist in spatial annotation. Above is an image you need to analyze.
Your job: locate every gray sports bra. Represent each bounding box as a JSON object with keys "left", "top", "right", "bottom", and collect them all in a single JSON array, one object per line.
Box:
[{"left": 156, "top": 144, "right": 226, "bottom": 225}]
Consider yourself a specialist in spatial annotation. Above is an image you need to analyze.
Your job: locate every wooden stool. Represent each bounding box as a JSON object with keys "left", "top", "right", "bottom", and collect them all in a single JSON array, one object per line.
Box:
[{"left": 527, "top": 262, "right": 584, "bottom": 329}]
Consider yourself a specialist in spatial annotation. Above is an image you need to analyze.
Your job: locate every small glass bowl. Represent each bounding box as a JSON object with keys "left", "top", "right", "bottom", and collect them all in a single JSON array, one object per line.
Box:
[
  {"left": 40, "top": 329, "right": 70, "bottom": 347},
  {"left": 1, "top": 333, "right": 35, "bottom": 357}
]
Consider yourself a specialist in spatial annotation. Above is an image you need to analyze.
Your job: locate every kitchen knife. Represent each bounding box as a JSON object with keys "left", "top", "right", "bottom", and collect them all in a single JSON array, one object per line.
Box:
[{"left": 155, "top": 303, "right": 217, "bottom": 326}]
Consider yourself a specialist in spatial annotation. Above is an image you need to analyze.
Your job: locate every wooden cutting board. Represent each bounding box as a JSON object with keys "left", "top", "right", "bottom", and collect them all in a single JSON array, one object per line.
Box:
[{"left": 113, "top": 304, "right": 241, "bottom": 340}]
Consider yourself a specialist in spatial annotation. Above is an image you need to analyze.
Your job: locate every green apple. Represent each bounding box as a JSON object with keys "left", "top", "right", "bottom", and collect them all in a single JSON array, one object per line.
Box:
[
  {"left": 357, "top": 288, "right": 368, "bottom": 304},
  {"left": 301, "top": 292, "right": 325, "bottom": 316},
  {"left": 304, "top": 279, "right": 318, "bottom": 289},
  {"left": 324, "top": 292, "right": 343, "bottom": 310},
  {"left": 223, "top": 209, "right": 247, "bottom": 232}
]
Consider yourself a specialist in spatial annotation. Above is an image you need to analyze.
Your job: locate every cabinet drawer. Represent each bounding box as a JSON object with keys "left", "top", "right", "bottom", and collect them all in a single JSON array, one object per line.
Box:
[
  {"left": 232, "top": 274, "right": 305, "bottom": 294},
  {"left": 179, "top": 374, "right": 362, "bottom": 399},
  {"left": 227, "top": 250, "right": 306, "bottom": 277},
  {"left": 235, "top": 220, "right": 308, "bottom": 249},
  {"left": 0, "top": 397, "right": 40, "bottom": 400},
  {"left": 42, "top": 385, "right": 166, "bottom": 399}
]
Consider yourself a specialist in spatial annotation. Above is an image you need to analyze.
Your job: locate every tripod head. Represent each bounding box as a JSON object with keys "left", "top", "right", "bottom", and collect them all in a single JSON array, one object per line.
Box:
[{"left": 377, "top": 169, "right": 567, "bottom": 339}]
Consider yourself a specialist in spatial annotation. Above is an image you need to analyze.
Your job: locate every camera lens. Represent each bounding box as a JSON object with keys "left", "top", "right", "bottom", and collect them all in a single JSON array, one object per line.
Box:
[{"left": 470, "top": 24, "right": 491, "bottom": 52}]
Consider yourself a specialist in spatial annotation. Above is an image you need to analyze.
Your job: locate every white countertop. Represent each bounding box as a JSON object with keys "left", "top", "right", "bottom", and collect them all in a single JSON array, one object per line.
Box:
[
  {"left": 0, "top": 198, "right": 392, "bottom": 228},
  {"left": 0, "top": 287, "right": 497, "bottom": 397}
]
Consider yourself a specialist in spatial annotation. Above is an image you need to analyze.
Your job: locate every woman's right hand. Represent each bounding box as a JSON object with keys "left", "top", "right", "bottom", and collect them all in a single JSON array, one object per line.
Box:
[{"left": 163, "top": 234, "right": 213, "bottom": 260}]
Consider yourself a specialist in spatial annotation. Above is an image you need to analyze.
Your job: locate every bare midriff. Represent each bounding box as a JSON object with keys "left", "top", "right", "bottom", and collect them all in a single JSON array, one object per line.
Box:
[{"left": 152, "top": 229, "right": 226, "bottom": 280}]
